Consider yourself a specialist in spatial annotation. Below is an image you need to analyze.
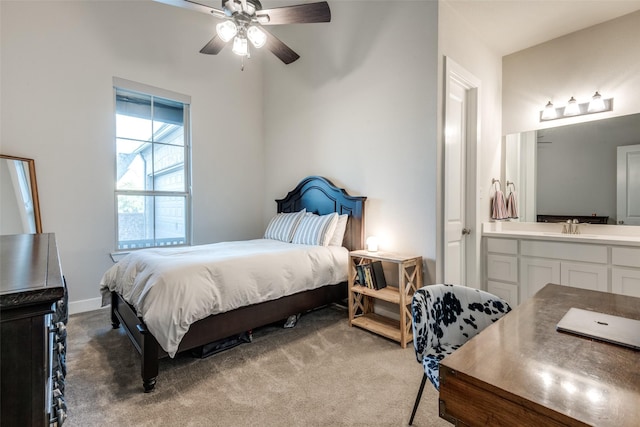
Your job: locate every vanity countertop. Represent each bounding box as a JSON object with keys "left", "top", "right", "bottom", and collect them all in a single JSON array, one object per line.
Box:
[{"left": 482, "top": 222, "right": 640, "bottom": 247}]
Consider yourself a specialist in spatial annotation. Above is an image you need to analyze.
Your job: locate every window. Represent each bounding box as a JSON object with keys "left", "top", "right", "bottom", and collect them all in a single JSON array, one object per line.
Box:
[{"left": 113, "top": 79, "right": 191, "bottom": 250}]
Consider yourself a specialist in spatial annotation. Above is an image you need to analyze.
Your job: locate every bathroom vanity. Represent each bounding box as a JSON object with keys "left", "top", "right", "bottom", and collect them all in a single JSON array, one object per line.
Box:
[{"left": 482, "top": 222, "right": 640, "bottom": 306}]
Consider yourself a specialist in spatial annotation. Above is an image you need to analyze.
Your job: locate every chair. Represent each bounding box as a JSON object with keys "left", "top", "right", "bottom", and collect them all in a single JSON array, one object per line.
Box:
[{"left": 408, "top": 284, "right": 511, "bottom": 425}]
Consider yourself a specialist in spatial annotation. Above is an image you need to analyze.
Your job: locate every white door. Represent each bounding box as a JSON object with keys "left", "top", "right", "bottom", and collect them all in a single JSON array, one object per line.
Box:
[
  {"left": 617, "top": 144, "right": 640, "bottom": 225},
  {"left": 443, "top": 57, "right": 479, "bottom": 286}
]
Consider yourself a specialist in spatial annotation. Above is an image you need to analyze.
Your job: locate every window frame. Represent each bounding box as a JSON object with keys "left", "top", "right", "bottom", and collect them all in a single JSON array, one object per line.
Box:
[{"left": 112, "top": 77, "right": 192, "bottom": 251}]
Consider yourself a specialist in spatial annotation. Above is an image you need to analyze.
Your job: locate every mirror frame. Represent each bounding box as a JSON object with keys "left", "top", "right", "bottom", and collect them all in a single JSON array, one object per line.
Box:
[{"left": 0, "top": 154, "right": 42, "bottom": 233}]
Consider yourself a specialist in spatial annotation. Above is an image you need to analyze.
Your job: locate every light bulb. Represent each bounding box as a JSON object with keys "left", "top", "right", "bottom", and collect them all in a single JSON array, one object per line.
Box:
[
  {"left": 216, "top": 20, "right": 237, "bottom": 42},
  {"left": 366, "top": 236, "right": 379, "bottom": 252},
  {"left": 247, "top": 26, "right": 267, "bottom": 48},
  {"left": 232, "top": 36, "right": 248, "bottom": 56},
  {"left": 564, "top": 96, "right": 580, "bottom": 116},
  {"left": 541, "top": 101, "right": 556, "bottom": 120},
  {"left": 588, "top": 92, "right": 606, "bottom": 113}
]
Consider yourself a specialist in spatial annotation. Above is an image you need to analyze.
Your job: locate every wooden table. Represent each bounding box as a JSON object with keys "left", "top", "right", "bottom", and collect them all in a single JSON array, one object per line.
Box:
[{"left": 439, "top": 283, "right": 640, "bottom": 427}]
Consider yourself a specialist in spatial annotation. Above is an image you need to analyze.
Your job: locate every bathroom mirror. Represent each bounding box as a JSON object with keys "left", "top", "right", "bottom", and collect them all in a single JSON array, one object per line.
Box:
[
  {"left": 504, "top": 112, "right": 640, "bottom": 225},
  {"left": 0, "top": 154, "right": 42, "bottom": 234}
]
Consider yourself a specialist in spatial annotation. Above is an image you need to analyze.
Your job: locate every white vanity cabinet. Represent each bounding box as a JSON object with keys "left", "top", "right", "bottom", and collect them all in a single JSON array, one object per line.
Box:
[{"left": 484, "top": 236, "right": 640, "bottom": 305}]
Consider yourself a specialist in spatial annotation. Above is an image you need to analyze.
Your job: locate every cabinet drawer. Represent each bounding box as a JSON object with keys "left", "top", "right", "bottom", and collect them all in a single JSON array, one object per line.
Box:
[
  {"left": 487, "top": 238, "right": 517, "bottom": 255},
  {"left": 612, "top": 247, "right": 640, "bottom": 268},
  {"left": 521, "top": 240, "right": 607, "bottom": 264},
  {"left": 487, "top": 254, "right": 518, "bottom": 282}
]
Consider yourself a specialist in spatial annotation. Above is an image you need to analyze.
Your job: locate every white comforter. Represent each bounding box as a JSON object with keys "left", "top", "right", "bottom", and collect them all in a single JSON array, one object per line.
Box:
[{"left": 100, "top": 239, "right": 348, "bottom": 357}]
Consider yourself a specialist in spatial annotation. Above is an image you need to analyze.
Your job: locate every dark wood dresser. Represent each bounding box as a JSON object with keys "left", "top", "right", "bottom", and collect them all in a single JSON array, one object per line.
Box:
[{"left": 1, "top": 233, "right": 68, "bottom": 426}]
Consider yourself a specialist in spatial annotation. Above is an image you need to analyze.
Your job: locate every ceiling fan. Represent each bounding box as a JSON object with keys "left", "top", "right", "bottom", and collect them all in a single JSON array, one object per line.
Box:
[{"left": 155, "top": 0, "right": 331, "bottom": 65}]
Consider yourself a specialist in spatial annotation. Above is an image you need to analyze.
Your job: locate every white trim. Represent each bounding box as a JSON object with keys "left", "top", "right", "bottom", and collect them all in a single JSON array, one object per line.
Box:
[
  {"left": 440, "top": 56, "right": 482, "bottom": 287},
  {"left": 112, "top": 78, "right": 193, "bottom": 251},
  {"left": 69, "top": 297, "right": 105, "bottom": 315},
  {"left": 112, "top": 77, "right": 191, "bottom": 104}
]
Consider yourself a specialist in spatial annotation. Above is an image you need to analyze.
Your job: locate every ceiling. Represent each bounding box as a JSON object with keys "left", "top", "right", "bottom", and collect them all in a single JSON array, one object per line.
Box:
[{"left": 444, "top": 0, "right": 640, "bottom": 56}]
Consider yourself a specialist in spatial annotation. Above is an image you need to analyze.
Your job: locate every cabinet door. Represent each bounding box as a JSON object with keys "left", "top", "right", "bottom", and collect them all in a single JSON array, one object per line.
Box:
[
  {"left": 487, "top": 281, "right": 518, "bottom": 308},
  {"left": 487, "top": 254, "right": 518, "bottom": 283},
  {"left": 561, "top": 262, "right": 608, "bottom": 292},
  {"left": 612, "top": 268, "right": 640, "bottom": 297},
  {"left": 520, "top": 258, "right": 560, "bottom": 301}
]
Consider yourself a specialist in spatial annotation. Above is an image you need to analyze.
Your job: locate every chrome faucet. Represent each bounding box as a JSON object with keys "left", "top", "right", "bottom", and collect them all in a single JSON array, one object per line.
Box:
[{"left": 562, "top": 219, "right": 580, "bottom": 234}]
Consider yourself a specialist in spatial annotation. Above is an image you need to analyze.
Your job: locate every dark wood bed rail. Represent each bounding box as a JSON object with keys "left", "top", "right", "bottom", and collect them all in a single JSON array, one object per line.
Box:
[{"left": 110, "top": 176, "right": 366, "bottom": 392}]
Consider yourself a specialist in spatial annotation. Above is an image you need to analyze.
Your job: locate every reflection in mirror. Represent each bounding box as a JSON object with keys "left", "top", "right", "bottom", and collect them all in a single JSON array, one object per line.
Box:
[
  {"left": 0, "top": 155, "right": 42, "bottom": 234},
  {"left": 505, "top": 113, "right": 640, "bottom": 225}
]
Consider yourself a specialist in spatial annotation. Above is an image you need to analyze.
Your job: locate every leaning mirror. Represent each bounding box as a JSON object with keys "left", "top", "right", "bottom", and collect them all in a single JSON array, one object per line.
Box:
[
  {"left": 504, "top": 113, "right": 640, "bottom": 225},
  {"left": 0, "top": 154, "right": 42, "bottom": 234}
]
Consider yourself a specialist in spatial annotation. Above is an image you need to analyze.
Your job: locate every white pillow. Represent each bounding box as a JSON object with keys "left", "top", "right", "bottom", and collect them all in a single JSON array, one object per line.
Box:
[
  {"left": 263, "top": 209, "right": 306, "bottom": 242},
  {"left": 328, "top": 214, "right": 348, "bottom": 246},
  {"left": 291, "top": 212, "right": 339, "bottom": 246}
]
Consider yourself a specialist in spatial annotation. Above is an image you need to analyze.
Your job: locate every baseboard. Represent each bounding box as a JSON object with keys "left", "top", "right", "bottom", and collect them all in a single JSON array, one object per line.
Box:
[{"left": 69, "top": 297, "right": 105, "bottom": 315}]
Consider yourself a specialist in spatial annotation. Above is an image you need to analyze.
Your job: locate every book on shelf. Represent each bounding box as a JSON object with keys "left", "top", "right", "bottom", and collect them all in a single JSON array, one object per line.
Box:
[
  {"left": 370, "top": 261, "right": 387, "bottom": 290},
  {"left": 356, "top": 263, "right": 374, "bottom": 289},
  {"left": 355, "top": 262, "right": 387, "bottom": 290},
  {"left": 363, "top": 263, "right": 375, "bottom": 289},
  {"left": 356, "top": 264, "right": 366, "bottom": 286}
]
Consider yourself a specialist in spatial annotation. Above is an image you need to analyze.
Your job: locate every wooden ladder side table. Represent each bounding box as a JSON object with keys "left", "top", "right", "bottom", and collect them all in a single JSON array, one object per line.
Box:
[{"left": 348, "top": 250, "right": 423, "bottom": 347}]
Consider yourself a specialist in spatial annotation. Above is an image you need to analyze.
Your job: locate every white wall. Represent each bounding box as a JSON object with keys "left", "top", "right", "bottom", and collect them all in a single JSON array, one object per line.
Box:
[
  {"left": 437, "top": 1, "right": 503, "bottom": 286},
  {"left": 262, "top": 1, "right": 440, "bottom": 283},
  {"left": 503, "top": 10, "right": 640, "bottom": 135},
  {"left": 1, "top": 1, "right": 264, "bottom": 308}
]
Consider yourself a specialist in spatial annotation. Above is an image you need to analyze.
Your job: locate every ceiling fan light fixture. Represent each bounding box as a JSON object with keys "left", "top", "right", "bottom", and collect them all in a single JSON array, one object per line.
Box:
[
  {"left": 216, "top": 20, "right": 238, "bottom": 42},
  {"left": 232, "top": 36, "right": 249, "bottom": 56},
  {"left": 247, "top": 26, "right": 267, "bottom": 48}
]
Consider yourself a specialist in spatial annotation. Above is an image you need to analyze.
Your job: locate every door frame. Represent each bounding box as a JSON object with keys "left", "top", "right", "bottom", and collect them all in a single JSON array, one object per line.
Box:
[
  {"left": 617, "top": 143, "right": 640, "bottom": 225},
  {"left": 438, "top": 56, "right": 481, "bottom": 286}
]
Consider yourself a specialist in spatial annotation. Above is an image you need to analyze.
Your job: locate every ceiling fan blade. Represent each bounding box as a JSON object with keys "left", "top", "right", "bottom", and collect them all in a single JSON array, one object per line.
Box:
[
  {"left": 261, "top": 28, "right": 300, "bottom": 64},
  {"left": 257, "top": 1, "right": 331, "bottom": 25},
  {"left": 153, "top": 0, "right": 226, "bottom": 19},
  {"left": 199, "top": 35, "right": 227, "bottom": 55}
]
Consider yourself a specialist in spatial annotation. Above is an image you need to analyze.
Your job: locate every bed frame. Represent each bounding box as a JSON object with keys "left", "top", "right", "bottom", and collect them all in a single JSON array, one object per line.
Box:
[{"left": 110, "top": 176, "right": 366, "bottom": 392}]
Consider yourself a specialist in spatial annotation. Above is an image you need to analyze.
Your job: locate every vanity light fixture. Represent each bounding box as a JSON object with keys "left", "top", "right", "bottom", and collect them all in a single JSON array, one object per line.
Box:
[
  {"left": 540, "top": 92, "right": 613, "bottom": 122},
  {"left": 588, "top": 91, "right": 606, "bottom": 113},
  {"left": 541, "top": 101, "right": 557, "bottom": 120},
  {"left": 563, "top": 97, "right": 580, "bottom": 116}
]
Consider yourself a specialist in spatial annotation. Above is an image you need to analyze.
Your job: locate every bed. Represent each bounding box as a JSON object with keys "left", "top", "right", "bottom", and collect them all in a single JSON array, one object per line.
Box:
[{"left": 102, "top": 176, "right": 366, "bottom": 392}]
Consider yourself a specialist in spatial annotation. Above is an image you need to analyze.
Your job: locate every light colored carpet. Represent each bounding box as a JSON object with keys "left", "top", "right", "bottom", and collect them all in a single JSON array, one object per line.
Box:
[{"left": 64, "top": 304, "right": 449, "bottom": 426}]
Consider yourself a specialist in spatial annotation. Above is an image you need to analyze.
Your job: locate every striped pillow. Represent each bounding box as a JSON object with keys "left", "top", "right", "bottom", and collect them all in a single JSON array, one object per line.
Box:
[
  {"left": 291, "top": 212, "right": 339, "bottom": 246},
  {"left": 264, "top": 210, "right": 306, "bottom": 242}
]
